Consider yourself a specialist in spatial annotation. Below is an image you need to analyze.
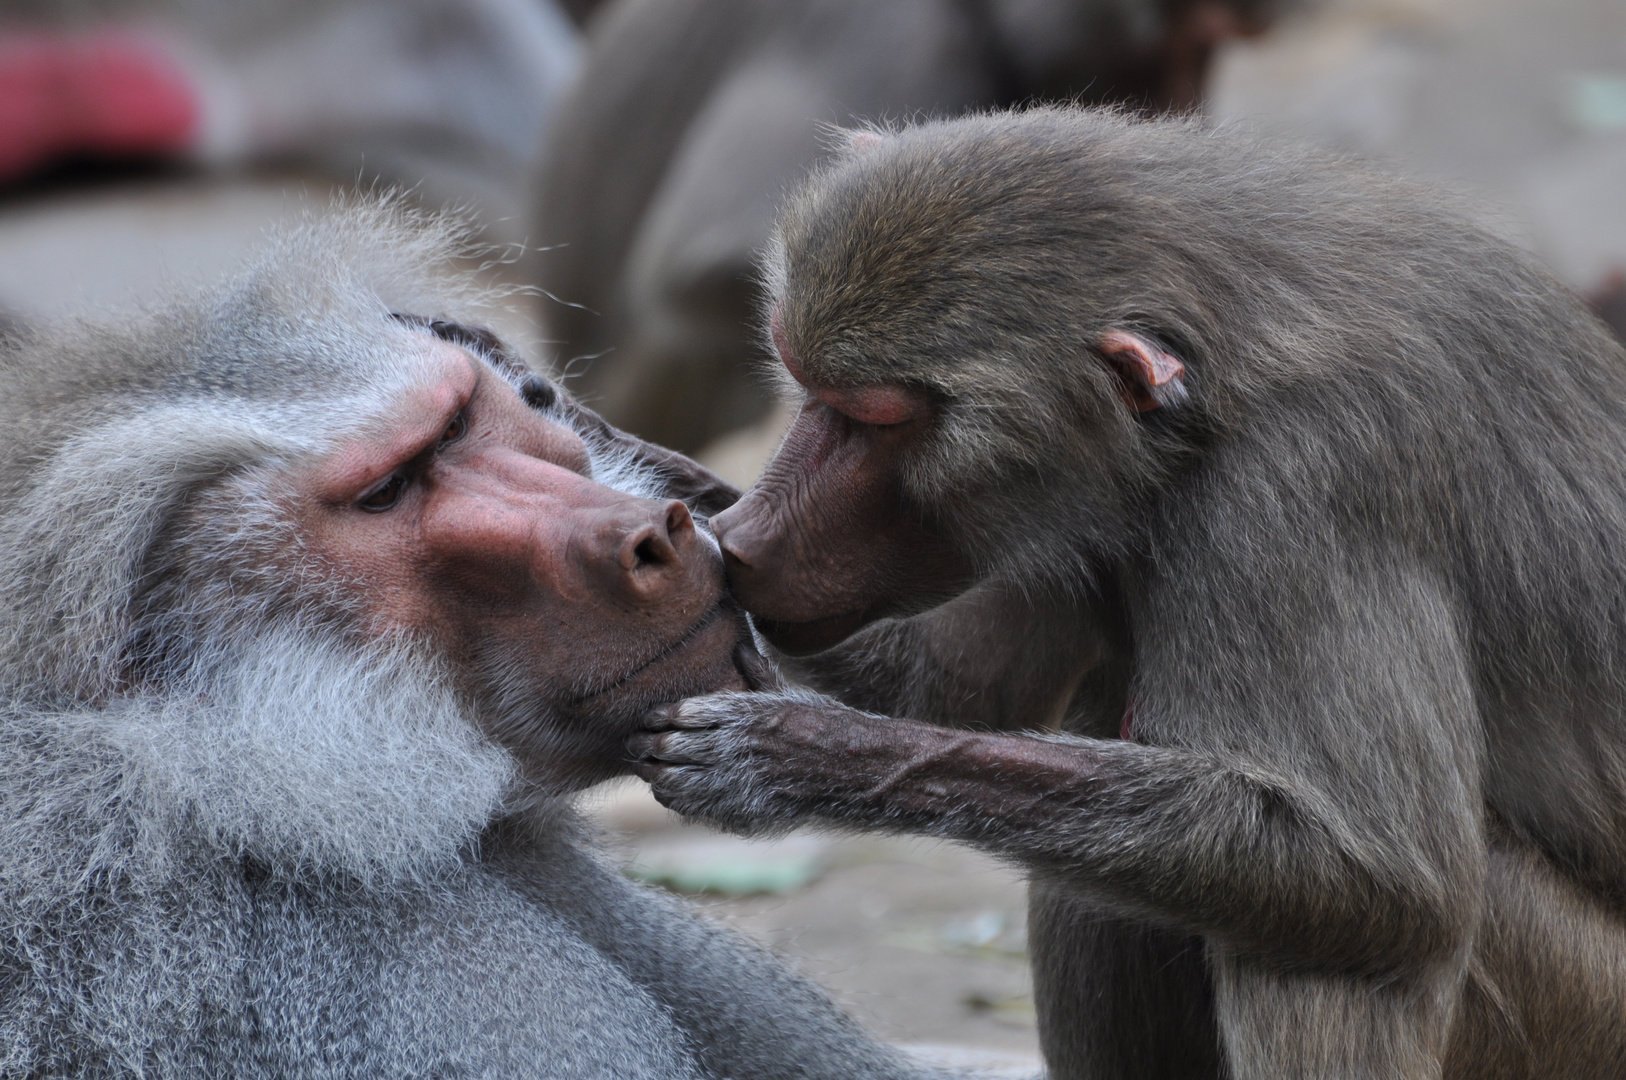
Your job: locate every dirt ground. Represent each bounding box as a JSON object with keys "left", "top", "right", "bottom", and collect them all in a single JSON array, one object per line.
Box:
[
  {"left": 580, "top": 782, "right": 1041, "bottom": 1071},
  {"left": 0, "top": 0, "right": 1619, "bottom": 1070}
]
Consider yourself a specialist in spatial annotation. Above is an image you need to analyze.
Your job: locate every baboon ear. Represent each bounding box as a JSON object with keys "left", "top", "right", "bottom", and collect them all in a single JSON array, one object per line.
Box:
[{"left": 1098, "top": 330, "right": 1188, "bottom": 412}]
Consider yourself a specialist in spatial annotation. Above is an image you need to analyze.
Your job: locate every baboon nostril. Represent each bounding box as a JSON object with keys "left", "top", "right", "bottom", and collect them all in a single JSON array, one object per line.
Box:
[
  {"left": 520, "top": 375, "right": 557, "bottom": 411},
  {"left": 615, "top": 502, "right": 691, "bottom": 578}
]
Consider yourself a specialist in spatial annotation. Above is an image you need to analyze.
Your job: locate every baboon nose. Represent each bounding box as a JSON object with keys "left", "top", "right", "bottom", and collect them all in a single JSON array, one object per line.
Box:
[
  {"left": 710, "top": 504, "right": 755, "bottom": 570},
  {"left": 710, "top": 496, "right": 783, "bottom": 607},
  {"left": 619, "top": 500, "right": 693, "bottom": 570},
  {"left": 716, "top": 529, "right": 765, "bottom": 593},
  {"left": 604, "top": 500, "right": 699, "bottom": 603},
  {"left": 719, "top": 541, "right": 749, "bottom": 574}
]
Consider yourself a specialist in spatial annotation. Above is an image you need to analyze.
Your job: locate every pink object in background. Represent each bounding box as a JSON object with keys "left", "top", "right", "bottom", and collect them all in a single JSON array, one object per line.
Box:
[{"left": 0, "top": 33, "right": 199, "bottom": 182}]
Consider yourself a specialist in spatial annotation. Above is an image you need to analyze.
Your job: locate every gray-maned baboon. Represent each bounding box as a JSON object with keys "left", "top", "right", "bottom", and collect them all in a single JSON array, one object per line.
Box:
[
  {"left": 0, "top": 199, "right": 971, "bottom": 1080},
  {"left": 631, "top": 109, "right": 1626, "bottom": 1078},
  {"left": 533, "top": 0, "right": 1296, "bottom": 452}
]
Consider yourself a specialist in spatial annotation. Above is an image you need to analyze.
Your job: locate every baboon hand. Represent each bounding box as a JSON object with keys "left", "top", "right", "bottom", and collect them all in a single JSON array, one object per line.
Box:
[{"left": 629, "top": 690, "right": 905, "bottom": 833}]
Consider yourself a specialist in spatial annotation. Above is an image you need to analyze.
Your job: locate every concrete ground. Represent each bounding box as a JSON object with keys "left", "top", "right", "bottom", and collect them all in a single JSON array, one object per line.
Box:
[{"left": 0, "top": 0, "right": 1618, "bottom": 1070}]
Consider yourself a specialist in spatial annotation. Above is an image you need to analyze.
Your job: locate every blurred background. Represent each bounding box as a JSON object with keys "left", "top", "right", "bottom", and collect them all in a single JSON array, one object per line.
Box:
[{"left": 1, "top": 0, "right": 1621, "bottom": 1070}]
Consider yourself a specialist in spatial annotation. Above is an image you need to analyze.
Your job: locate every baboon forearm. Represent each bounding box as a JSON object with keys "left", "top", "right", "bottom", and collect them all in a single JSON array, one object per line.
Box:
[{"left": 764, "top": 715, "right": 1465, "bottom": 976}]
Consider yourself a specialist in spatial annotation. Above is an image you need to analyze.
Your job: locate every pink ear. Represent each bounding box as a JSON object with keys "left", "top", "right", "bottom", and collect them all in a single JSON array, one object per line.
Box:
[{"left": 1099, "top": 330, "right": 1188, "bottom": 412}]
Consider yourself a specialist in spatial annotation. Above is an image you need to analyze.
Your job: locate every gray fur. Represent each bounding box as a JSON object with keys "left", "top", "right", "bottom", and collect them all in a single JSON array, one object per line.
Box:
[
  {"left": 0, "top": 199, "right": 969, "bottom": 1079},
  {"left": 638, "top": 108, "right": 1626, "bottom": 1078}
]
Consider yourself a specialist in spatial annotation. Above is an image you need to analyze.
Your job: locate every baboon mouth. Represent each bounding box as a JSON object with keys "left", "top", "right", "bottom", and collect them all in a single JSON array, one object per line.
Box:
[
  {"left": 750, "top": 610, "right": 868, "bottom": 656},
  {"left": 569, "top": 602, "right": 732, "bottom": 705}
]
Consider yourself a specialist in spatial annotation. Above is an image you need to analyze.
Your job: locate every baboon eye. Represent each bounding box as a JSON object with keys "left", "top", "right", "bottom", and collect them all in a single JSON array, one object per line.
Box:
[
  {"left": 357, "top": 473, "right": 409, "bottom": 513},
  {"left": 439, "top": 409, "right": 469, "bottom": 447}
]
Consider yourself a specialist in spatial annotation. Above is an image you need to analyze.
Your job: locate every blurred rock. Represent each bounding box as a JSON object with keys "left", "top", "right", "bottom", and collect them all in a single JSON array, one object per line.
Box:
[
  {"left": 900, "top": 1043, "right": 1041, "bottom": 1079},
  {"left": 1, "top": 0, "right": 581, "bottom": 241},
  {"left": 627, "top": 832, "right": 830, "bottom": 896},
  {"left": 1211, "top": 0, "right": 1626, "bottom": 291}
]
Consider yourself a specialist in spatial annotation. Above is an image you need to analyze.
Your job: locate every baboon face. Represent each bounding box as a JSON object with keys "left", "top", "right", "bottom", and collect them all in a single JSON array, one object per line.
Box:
[
  {"left": 293, "top": 334, "right": 751, "bottom": 783},
  {"left": 706, "top": 116, "right": 1199, "bottom": 658},
  {"left": 711, "top": 303, "right": 1183, "bottom": 657},
  {"left": 709, "top": 314, "right": 973, "bottom": 656}
]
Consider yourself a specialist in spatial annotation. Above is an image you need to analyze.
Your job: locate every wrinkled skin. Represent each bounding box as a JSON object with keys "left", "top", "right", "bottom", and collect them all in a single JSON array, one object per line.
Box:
[
  {"left": 715, "top": 396, "right": 973, "bottom": 656},
  {"left": 297, "top": 324, "right": 757, "bottom": 789}
]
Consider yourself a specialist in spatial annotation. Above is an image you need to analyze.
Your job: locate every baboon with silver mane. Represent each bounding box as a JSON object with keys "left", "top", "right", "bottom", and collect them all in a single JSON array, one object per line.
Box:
[{"left": 0, "top": 201, "right": 966, "bottom": 1080}]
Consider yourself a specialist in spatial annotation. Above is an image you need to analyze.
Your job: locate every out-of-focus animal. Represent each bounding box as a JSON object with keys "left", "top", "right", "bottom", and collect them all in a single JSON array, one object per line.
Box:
[{"left": 0, "top": 0, "right": 579, "bottom": 235}]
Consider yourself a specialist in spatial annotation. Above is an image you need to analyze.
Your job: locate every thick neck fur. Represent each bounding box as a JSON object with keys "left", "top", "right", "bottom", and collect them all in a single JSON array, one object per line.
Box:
[
  {"left": 15, "top": 628, "right": 517, "bottom": 889},
  {"left": 0, "top": 198, "right": 539, "bottom": 890}
]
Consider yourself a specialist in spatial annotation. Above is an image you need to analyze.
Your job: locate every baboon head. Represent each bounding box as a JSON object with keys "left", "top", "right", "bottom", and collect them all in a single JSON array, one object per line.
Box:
[{"left": 0, "top": 200, "right": 756, "bottom": 880}]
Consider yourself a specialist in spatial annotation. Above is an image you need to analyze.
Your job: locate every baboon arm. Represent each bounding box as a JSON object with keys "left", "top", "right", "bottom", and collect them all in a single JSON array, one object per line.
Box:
[
  {"left": 785, "top": 578, "right": 1106, "bottom": 732},
  {"left": 635, "top": 576, "right": 1484, "bottom": 980},
  {"left": 638, "top": 702, "right": 1473, "bottom": 979}
]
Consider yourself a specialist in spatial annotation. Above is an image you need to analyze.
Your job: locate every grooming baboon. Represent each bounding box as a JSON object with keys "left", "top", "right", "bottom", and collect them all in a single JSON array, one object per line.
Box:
[
  {"left": 534, "top": 0, "right": 1295, "bottom": 452},
  {"left": 632, "top": 109, "right": 1626, "bottom": 1078},
  {"left": 0, "top": 199, "right": 967, "bottom": 1080}
]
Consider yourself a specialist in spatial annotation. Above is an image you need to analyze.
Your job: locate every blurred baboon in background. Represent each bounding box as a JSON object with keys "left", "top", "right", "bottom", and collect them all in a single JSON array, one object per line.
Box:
[
  {"left": 533, "top": 0, "right": 1299, "bottom": 453},
  {"left": 557, "top": 0, "right": 611, "bottom": 24}
]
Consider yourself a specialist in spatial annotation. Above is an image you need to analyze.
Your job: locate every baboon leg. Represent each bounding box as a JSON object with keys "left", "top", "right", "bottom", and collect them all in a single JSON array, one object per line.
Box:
[
  {"left": 1029, "top": 877, "right": 1223, "bottom": 1080},
  {"left": 1212, "top": 954, "right": 1459, "bottom": 1079}
]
